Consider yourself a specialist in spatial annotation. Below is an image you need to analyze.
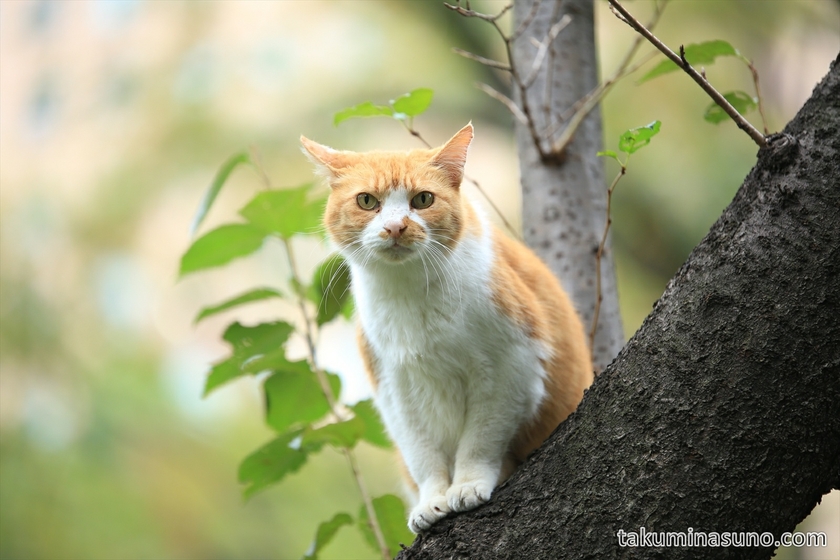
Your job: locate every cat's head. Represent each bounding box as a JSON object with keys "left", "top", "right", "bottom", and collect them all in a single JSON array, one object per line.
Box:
[{"left": 301, "top": 123, "right": 474, "bottom": 267}]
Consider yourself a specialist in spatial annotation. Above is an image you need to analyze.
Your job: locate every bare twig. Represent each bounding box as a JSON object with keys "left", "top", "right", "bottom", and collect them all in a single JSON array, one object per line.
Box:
[
  {"left": 443, "top": 1, "right": 511, "bottom": 22},
  {"left": 283, "top": 239, "right": 390, "bottom": 560},
  {"left": 465, "top": 175, "right": 522, "bottom": 241},
  {"left": 523, "top": 15, "right": 571, "bottom": 88},
  {"left": 590, "top": 164, "right": 626, "bottom": 351},
  {"left": 745, "top": 58, "right": 770, "bottom": 135},
  {"left": 510, "top": 0, "right": 543, "bottom": 41},
  {"left": 476, "top": 82, "right": 528, "bottom": 124},
  {"left": 607, "top": 0, "right": 766, "bottom": 148},
  {"left": 452, "top": 47, "right": 511, "bottom": 71},
  {"left": 549, "top": 0, "right": 668, "bottom": 154}
]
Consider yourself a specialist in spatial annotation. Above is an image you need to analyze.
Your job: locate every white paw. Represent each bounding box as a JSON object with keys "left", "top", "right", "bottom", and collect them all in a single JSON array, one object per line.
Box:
[
  {"left": 408, "top": 495, "right": 450, "bottom": 534},
  {"left": 446, "top": 480, "right": 493, "bottom": 512}
]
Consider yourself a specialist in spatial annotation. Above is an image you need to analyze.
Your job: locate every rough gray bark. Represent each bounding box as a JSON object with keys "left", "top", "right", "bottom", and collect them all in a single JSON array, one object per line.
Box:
[
  {"left": 513, "top": 0, "right": 624, "bottom": 372},
  {"left": 399, "top": 54, "right": 840, "bottom": 560}
]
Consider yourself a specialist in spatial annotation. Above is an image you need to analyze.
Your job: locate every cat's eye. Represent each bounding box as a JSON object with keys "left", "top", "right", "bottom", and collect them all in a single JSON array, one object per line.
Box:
[
  {"left": 411, "top": 192, "right": 434, "bottom": 209},
  {"left": 357, "top": 193, "right": 379, "bottom": 210}
]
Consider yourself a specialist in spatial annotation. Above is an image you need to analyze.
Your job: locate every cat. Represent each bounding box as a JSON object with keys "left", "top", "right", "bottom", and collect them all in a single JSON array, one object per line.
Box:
[{"left": 301, "top": 123, "right": 593, "bottom": 533}]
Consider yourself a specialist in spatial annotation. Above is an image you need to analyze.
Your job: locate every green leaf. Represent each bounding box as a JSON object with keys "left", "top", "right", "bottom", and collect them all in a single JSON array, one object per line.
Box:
[
  {"left": 618, "top": 120, "right": 662, "bottom": 155},
  {"left": 180, "top": 223, "right": 267, "bottom": 277},
  {"left": 334, "top": 102, "right": 394, "bottom": 126},
  {"left": 311, "top": 255, "right": 352, "bottom": 326},
  {"left": 224, "top": 321, "right": 296, "bottom": 356},
  {"left": 264, "top": 365, "right": 341, "bottom": 434},
  {"left": 391, "top": 88, "right": 433, "bottom": 118},
  {"left": 358, "top": 495, "right": 415, "bottom": 557},
  {"left": 239, "top": 184, "right": 326, "bottom": 239},
  {"left": 194, "top": 287, "right": 283, "bottom": 324},
  {"left": 596, "top": 149, "right": 620, "bottom": 164},
  {"left": 703, "top": 91, "right": 757, "bottom": 124},
  {"left": 639, "top": 40, "right": 739, "bottom": 83},
  {"left": 190, "top": 152, "right": 252, "bottom": 236},
  {"left": 302, "top": 513, "right": 354, "bottom": 560},
  {"left": 204, "top": 356, "right": 244, "bottom": 396},
  {"left": 351, "top": 399, "right": 391, "bottom": 449},
  {"left": 203, "top": 321, "right": 295, "bottom": 395},
  {"left": 239, "top": 430, "right": 309, "bottom": 500},
  {"left": 300, "top": 416, "right": 366, "bottom": 450}
]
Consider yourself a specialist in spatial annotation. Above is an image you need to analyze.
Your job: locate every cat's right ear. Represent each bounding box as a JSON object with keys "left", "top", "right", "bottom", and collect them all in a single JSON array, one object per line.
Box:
[{"left": 300, "top": 136, "right": 351, "bottom": 180}]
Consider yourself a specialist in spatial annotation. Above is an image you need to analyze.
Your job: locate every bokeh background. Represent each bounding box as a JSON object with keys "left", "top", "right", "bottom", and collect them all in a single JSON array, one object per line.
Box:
[{"left": 1, "top": 1, "right": 838, "bottom": 559}]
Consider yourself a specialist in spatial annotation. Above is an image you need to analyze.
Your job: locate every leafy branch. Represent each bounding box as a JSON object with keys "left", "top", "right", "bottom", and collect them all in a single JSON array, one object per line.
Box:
[
  {"left": 608, "top": 0, "right": 767, "bottom": 147},
  {"left": 591, "top": 121, "right": 661, "bottom": 350},
  {"left": 444, "top": 0, "right": 670, "bottom": 160},
  {"left": 183, "top": 155, "right": 412, "bottom": 559},
  {"left": 281, "top": 237, "right": 390, "bottom": 560}
]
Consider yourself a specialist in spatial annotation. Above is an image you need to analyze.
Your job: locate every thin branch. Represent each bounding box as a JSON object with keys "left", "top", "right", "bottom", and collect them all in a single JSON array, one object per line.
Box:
[
  {"left": 443, "top": 1, "right": 511, "bottom": 23},
  {"left": 476, "top": 82, "right": 528, "bottom": 125},
  {"left": 446, "top": 0, "right": 547, "bottom": 159},
  {"left": 538, "top": 0, "right": 563, "bottom": 124},
  {"left": 590, "top": 164, "right": 626, "bottom": 352},
  {"left": 282, "top": 240, "right": 390, "bottom": 560},
  {"left": 745, "top": 58, "right": 770, "bottom": 135},
  {"left": 522, "top": 14, "right": 571, "bottom": 88},
  {"left": 549, "top": 49, "right": 657, "bottom": 137},
  {"left": 510, "top": 0, "right": 543, "bottom": 41},
  {"left": 452, "top": 47, "right": 511, "bottom": 71},
  {"left": 607, "top": 0, "right": 766, "bottom": 148},
  {"left": 548, "top": 0, "right": 668, "bottom": 154},
  {"left": 464, "top": 175, "right": 522, "bottom": 241}
]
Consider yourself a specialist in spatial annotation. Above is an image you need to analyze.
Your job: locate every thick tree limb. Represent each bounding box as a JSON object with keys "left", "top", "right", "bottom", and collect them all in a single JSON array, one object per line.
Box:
[{"left": 399, "top": 54, "right": 840, "bottom": 560}]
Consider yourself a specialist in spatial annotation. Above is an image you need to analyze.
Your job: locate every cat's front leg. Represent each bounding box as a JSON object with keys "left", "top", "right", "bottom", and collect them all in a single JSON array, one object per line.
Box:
[
  {"left": 446, "top": 391, "right": 522, "bottom": 513},
  {"left": 405, "top": 451, "right": 451, "bottom": 533},
  {"left": 446, "top": 444, "right": 504, "bottom": 512}
]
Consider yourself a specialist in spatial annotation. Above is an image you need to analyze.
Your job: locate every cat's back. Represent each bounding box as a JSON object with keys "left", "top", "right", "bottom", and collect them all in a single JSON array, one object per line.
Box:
[{"left": 488, "top": 226, "right": 594, "bottom": 459}]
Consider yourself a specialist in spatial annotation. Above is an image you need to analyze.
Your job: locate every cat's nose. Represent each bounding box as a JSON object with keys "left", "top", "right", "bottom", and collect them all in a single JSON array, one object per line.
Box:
[{"left": 383, "top": 221, "right": 407, "bottom": 239}]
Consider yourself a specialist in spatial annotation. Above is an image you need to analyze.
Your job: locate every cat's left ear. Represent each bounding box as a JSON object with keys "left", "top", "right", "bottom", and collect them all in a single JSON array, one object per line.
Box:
[
  {"left": 300, "top": 136, "right": 353, "bottom": 180},
  {"left": 430, "top": 123, "right": 473, "bottom": 188}
]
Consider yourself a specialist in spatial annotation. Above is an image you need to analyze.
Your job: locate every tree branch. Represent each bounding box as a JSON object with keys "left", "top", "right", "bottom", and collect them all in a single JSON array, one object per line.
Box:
[
  {"left": 522, "top": 14, "right": 571, "bottom": 88},
  {"left": 452, "top": 47, "right": 511, "bottom": 71},
  {"left": 476, "top": 82, "right": 528, "bottom": 125},
  {"left": 607, "top": 0, "right": 767, "bottom": 148},
  {"left": 549, "top": 0, "right": 667, "bottom": 153}
]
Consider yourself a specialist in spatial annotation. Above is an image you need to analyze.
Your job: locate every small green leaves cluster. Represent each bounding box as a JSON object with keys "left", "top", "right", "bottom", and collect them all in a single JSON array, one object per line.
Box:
[
  {"left": 598, "top": 120, "right": 661, "bottom": 168},
  {"left": 334, "top": 88, "right": 433, "bottom": 129},
  {"left": 182, "top": 153, "right": 413, "bottom": 558},
  {"left": 640, "top": 39, "right": 759, "bottom": 126},
  {"left": 181, "top": 182, "right": 323, "bottom": 277}
]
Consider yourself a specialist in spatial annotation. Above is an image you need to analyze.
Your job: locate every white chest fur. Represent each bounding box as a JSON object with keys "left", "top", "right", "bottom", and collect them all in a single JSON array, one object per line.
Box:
[{"left": 348, "top": 216, "right": 548, "bottom": 463}]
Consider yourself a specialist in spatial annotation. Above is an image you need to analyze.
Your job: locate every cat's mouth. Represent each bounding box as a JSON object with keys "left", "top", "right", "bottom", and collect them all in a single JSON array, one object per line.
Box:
[{"left": 380, "top": 241, "right": 415, "bottom": 262}]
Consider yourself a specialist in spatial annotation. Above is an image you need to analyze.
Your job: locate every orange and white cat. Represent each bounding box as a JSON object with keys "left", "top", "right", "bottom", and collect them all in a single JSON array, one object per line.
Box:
[{"left": 301, "top": 124, "right": 592, "bottom": 533}]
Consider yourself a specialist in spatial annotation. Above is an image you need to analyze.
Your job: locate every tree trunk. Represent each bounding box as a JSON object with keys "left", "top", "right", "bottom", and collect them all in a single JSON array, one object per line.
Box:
[
  {"left": 399, "top": 54, "right": 840, "bottom": 560},
  {"left": 512, "top": 0, "right": 624, "bottom": 372}
]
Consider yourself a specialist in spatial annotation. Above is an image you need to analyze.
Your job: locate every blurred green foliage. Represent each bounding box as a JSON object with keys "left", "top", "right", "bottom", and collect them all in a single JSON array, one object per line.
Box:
[
  {"left": 179, "top": 144, "right": 411, "bottom": 556},
  {"left": 1, "top": 1, "right": 838, "bottom": 559}
]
